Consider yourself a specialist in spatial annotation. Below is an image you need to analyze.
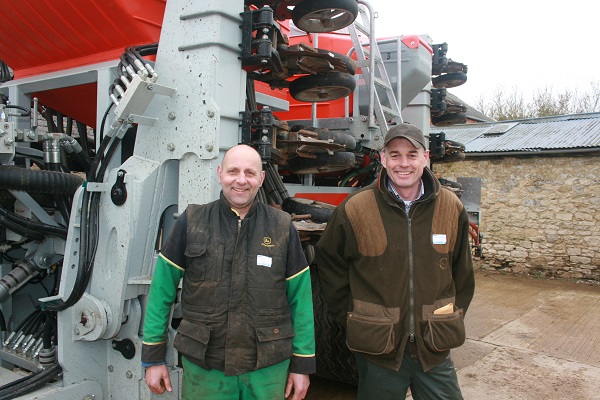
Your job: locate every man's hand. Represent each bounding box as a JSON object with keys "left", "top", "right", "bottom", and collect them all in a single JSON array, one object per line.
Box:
[
  {"left": 145, "top": 364, "right": 173, "bottom": 394},
  {"left": 285, "top": 372, "right": 310, "bottom": 400}
]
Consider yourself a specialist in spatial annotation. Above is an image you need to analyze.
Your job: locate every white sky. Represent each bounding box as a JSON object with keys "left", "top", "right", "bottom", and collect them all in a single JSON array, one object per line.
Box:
[{"left": 366, "top": 0, "right": 600, "bottom": 106}]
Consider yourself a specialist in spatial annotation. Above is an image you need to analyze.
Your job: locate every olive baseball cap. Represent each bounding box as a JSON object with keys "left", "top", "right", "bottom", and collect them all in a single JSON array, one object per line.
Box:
[{"left": 382, "top": 123, "right": 426, "bottom": 149}]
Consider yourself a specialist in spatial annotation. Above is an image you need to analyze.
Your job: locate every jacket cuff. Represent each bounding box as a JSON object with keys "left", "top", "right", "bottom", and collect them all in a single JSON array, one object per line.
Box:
[
  {"left": 142, "top": 361, "right": 167, "bottom": 368},
  {"left": 141, "top": 342, "right": 167, "bottom": 364},
  {"left": 289, "top": 355, "right": 316, "bottom": 375}
]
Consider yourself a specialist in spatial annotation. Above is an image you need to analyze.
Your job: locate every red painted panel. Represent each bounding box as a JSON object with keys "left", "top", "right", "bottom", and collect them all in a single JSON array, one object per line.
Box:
[
  {"left": 295, "top": 192, "right": 349, "bottom": 206},
  {"left": 0, "top": 0, "right": 165, "bottom": 78}
]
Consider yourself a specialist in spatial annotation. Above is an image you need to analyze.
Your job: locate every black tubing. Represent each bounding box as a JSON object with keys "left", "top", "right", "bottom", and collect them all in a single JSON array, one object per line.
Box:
[
  {"left": 0, "top": 166, "right": 83, "bottom": 196},
  {"left": 45, "top": 190, "right": 93, "bottom": 312},
  {"left": 42, "top": 310, "right": 57, "bottom": 347},
  {"left": 0, "top": 362, "right": 62, "bottom": 399},
  {"left": 0, "top": 216, "right": 46, "bottom": 241},
  {"left": 0, "top": 207, "right": 67, "bottom": 239},
  {"left": 5, "top": 105, "right": 30, "bottom": 117},
  {"left": 42, "top": 316, "right": 53, "bottom": 349},
  {"left": 12, "top": 308, "right": 40, "bottom": 333}
]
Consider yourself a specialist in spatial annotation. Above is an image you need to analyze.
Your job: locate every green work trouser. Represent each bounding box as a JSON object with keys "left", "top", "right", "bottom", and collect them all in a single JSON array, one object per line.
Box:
[
  {"left": 355, "top": 351, "right": 464, "bottom": 400},
  {"left": 181, "top": 356, "right": 290, "bottom": 400}
]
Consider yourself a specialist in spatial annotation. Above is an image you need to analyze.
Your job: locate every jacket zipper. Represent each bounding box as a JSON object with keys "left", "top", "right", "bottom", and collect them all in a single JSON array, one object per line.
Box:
[
  {"left": 236, "top": 218, "right": 242, "bottom": 246},
  {"left": 407, "top": 217, "right": 415, "bottom": 343}
]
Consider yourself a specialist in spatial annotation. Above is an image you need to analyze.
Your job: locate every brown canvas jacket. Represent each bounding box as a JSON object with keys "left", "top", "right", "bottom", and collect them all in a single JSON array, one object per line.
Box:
[{"left": 315, "top": 167, "right": 475, "bottom": 372}]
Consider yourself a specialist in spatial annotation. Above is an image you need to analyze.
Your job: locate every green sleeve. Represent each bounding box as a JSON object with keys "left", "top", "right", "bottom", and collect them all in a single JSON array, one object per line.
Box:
[
  {"left": 141, "top": 255, "right": 184, "bottom": 364},
  {"left": 286, "top": 266, "right": 316, "bottom": 374}
]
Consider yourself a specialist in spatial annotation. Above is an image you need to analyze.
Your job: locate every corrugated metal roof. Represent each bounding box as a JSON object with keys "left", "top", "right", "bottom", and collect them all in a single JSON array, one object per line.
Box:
[{"left": 430, "top": 113, "right": 600, "bottom": 153}]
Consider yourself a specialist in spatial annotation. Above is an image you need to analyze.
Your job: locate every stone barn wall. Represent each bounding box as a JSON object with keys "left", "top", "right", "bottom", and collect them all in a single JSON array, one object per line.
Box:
[{"left": 434, "top": 153, "right": 600, "bottom": 281}]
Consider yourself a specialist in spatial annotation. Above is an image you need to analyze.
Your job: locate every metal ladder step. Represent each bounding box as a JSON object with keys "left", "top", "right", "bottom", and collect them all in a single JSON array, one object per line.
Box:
[
  {"left": 374, "top": 77, "right": 392, "bottom": 91},
  {"left": 353, "top": 21, "right": 369, "bottom": 36},
  {"left": 381, "top": 105, "right": 400, "bottom": 119},
  {"left": 347, "top": 3, "right": 402, "bottom": 135}
]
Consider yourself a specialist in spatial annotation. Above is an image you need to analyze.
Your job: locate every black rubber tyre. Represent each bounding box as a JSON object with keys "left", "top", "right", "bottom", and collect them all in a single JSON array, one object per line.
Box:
[
  {"left": 303, "top": 244, "right": 315, "bottom": 265},
  {"left": 281, "top": 197, "right": 336, "bottom": 223},
  {"left": 318, "top": 130, "right": 357, "bottom": 151},
  {"left": 289, "top": 72, "right": 356, "bottom": 102},
  {"left": 311, "top": 266, "right": 359, "bottom": 385},
  {"left": 431, "top": 112, "right": 467, "bottom": 127},
  {"left": 286, "top": 152, "right": 355, "bottom": 175},
  {"left": 431, "top": 150, "right": 465, "bottom": 163},
  {"left": 432, "top": 72, "right": 468, "bottom": 89},
  {"left": 439, "top": 178, "right": 463, "bottom": 190},
  {"left": 292, "top": 0, "right": 359, "bottom": 33},
  {"left": 290, "top": 125, "right": 357, "bottom": 151}
]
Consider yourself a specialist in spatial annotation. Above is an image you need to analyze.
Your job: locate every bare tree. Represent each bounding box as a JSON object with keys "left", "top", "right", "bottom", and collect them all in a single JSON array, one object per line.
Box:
[
  {"left": 476, "top": 86, "right": 531, "bottom": 120},
  {"left": 572, "top": 81, "right": 600, "bottom": 113},
  {"left": 476, "top": 81, "right": 600, "bottom": 121}
]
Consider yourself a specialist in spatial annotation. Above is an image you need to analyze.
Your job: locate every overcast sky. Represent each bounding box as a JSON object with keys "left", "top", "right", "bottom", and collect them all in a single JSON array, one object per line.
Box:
[{"left": 365, "top": 0, "right": 599, "bottom": 107}]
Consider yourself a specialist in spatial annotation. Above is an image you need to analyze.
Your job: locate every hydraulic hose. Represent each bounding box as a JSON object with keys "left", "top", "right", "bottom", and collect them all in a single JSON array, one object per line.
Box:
[
  {"left": 45, "top": 190, "right": 92, "bottom": 312},
  {"left": 46, "top": 117, "right": 126, "bottom": 312},
  {"left": 0, "top": 309, "right": 5, "bottom": 332},
  {"left": 76, "top": 121, "right": 90, "bottom": 159},
  {"left": 4, "top": 105, "right": 30, "bottom": 117},
  {"left": 0, "top": 166, "right": 83, "bottom": 196},
  {"left": 42, "top": 314, "right": 54, "bottom": 349},
  {"left": 0, "top": 257, "right": 45, "bottom": 304},
  {"left": 11, "top": 308, "right": 40, "bottom": 334},
  {"left": 0, "top": 216, "right": 46, "bottom": 241},
  {"left": 0, "top": 207, "right": 67, "bottom": 239},
  {"left": 0, "top": 362, "right": 62, "bottom": 400}
]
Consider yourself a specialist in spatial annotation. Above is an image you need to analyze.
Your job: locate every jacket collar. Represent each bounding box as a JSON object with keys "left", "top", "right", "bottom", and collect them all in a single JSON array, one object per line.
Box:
[
  {"left": 377, "top": 167, "right": 440, "bottom": 205},
  {"left": 218, "top": 191, "right": 258, "bottom": 220}
]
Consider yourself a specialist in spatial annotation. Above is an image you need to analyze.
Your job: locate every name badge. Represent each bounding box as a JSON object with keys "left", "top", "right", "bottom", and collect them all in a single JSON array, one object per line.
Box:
[
  {"left": 432, "top": 234, "right": 447, "bottom": 245},
  {"left": 257, "top": 255, "right": 272, "bottom": 268}
]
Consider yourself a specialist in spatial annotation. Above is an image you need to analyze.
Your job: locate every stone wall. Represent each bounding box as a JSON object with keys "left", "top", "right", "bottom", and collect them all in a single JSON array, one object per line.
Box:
[{"left": 434, "top": 153, "right": 600, "bottom": 281}]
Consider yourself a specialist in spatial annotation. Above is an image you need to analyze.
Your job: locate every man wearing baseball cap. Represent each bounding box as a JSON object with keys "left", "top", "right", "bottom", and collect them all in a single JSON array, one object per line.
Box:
[{"left": 316, "top": 123, "right": 475, "bottom": 399}]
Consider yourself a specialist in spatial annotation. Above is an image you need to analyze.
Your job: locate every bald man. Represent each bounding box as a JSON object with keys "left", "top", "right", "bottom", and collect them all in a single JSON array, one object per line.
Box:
[{"left": 142, "top": 145, "right": 315, "bottom": 399}]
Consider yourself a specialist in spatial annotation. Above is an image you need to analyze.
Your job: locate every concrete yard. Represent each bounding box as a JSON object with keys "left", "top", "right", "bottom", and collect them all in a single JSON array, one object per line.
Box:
[{"left": 307, "top": 271, "right": 600, "bottom": 400}]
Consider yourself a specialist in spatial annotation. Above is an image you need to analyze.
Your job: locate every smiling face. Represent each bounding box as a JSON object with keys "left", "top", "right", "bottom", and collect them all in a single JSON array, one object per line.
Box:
[
  {"left": 217, "top": 145, "right": 265, "bottom": 218},
  {"left": 381, "top": 137, "right": 429, "bottom": 201}
]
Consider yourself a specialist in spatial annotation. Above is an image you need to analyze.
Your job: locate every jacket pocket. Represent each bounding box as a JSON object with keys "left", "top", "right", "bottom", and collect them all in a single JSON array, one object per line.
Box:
[
  {"left": 255, "top": 322, "right": 295, "bottom": 370},
  {"left": 422, "top": 308, "right": 465, "bottom": 352},
  {"left": 173, "top": 319, "right": 211, "bottom": 368},
  {"left": 184, "top": 242, "right": 224, "bottom": 283},
  {"left": 345, "top": 300, "right": 400, "bottom": 356}
]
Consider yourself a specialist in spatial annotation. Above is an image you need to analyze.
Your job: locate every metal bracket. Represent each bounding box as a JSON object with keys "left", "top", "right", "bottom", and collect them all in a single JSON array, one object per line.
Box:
[
  {"left": 86, "top": 182, "right": 110, "bottom": 192},
  {"left": 114, "top": 75, "right": 176, "bottom": 122}
]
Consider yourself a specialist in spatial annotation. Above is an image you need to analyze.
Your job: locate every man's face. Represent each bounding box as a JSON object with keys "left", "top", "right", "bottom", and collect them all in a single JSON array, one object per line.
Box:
[
  {"left": 381, "top": 138, "right": 429, "bottom": 199},
  {"left": 218, "top": 145, "right": 265, "bottom": 215}
]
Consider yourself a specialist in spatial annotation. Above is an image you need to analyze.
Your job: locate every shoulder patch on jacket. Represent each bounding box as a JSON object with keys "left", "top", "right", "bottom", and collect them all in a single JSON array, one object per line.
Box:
[
  {"left": 346, "top": 190, "right": 387, "bottom": 257},
  {"left": 432, "top": 188, "right": 464, "bottom": 253}
]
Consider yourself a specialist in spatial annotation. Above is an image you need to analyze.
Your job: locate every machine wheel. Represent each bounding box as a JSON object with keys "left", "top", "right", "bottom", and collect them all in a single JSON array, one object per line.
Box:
[
  {"left": 432, "top": 72, "right": 468, "bottom": 88},
  {"left": 292, "top": 0, "right": 359, "bottom": 33},
  {"left": 286, "top": 151, "right": 355, "bottom": 174},
  {"left": 317, "top": 130, "right": 357, "bottom": 151},
  {"left": 289, "top": 72, "right": 356, "bottom": 102},
  {"left": 431, "top": 112, "right": 467, "bottom": 127},
  {"left": 282, "top": 197, "right": 336, "bottom": 223},
  {"left": 290, "top": 125, "right": 357, "bottom": 151},
  {"left": 303, "top": 244, "right": 315, "bottom": 264},
  {"left": 439, "top": 177, "right": 463, "bottom": 190},
  {"left": 310, "top": 267, "right": 359, "bottom": 385}
]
